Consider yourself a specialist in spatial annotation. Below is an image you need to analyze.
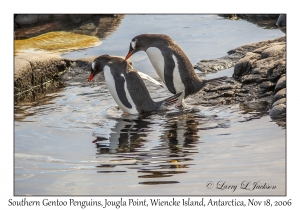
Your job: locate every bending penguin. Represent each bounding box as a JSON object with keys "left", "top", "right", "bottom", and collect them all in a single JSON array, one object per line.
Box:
[
  {"left": 125, "top": 34, "right": 227, "bottom": 105},
  {"left": 88, "top": 55, "right": 182, "bottom": 115}
]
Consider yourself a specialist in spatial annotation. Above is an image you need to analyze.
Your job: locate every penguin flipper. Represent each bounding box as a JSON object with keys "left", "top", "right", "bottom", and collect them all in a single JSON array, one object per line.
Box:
[
  {"left": 114, "top": 75, "right": 132, "bottom": 109},
  {"left": 137, "top": 71, "right": 165, "bottom": 88}
]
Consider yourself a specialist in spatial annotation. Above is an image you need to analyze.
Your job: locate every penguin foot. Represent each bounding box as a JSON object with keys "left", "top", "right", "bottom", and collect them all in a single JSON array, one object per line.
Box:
[
  {"left": 122, "top": 112, "right": 129, "bottom": 116},
  {"left": 175, "top": 102, "right": 184, "bottom": 108}
]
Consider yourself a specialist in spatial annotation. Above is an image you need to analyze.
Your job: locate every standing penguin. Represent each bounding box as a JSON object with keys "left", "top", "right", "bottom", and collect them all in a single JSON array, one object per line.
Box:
[
  {"left": 125, "top": 34, "right": 227, "bottom": 105},
  {"left": 88, "top": 55, "right": 182, "bottom": 114}
]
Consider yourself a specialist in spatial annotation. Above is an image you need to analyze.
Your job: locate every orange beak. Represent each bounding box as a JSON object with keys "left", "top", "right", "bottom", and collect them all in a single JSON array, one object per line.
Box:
[
  {"left": 88, "top": 73, "right": 94, "bottom": 82},
  {"left": 125, "top": 51, "right": 133, "bottom": 60}
]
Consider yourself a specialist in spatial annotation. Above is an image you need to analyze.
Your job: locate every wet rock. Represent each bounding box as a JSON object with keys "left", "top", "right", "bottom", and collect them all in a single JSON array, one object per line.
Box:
[
  {"left": 14, "top": 59, "right": 32, "bottom": 98},
  {"left": 267, "top": 60, "right": 286, "bottom": 81},
  {"left": 15, "top": 14, "right": 38, "bottom": 26},
  {"left": 61, "top": 56, "right": 104, "bottom": 86},
  {"left": 69, "top": 14, "right": 93, "bottom": 23},
  {"left": 259, "top": 81, "right": 276, "bottom": 91},
  {"left": 273, "top": 88, "right": 286, "bottom": 103},
  {"left": 276, "top": 14, "right": 286, "bottom": 27},
  {"left": 14, "top": 52, "right": 70, "bottom": 103},
  {"left": 270, "top": 104, "right": 286, "bottom": 119},
  {"left": 234, "top": 40, "right": 286, "bottom": 80},
  {"left": 233, "top": 52, "right": 260, "bottom": 77},
  {"left": 238, "top": 74, "right": 264, "bottom": 84},
  {"left": 261, "top": 43, "right": 286, "bottom": 59},
  {"left": 38, "top": 14, "right": 50, "bottom": 22},
  {"left": 274, "top": 74, "right": 286, "bottom": 93},
  {"left": 74, "top": 57, "right": 98, "bottom": 70},
  {"left": 272, "top": 98, "right": 286, "bottom": 108},
  {"left": 219, "top": 14, "right": 280, "bottom": 29},
  {"left": 16, "top": 53, "right": 67, "bottom": 72},
  {"left": 220, "top": 14, "right": 286, "bottom": 34},
  {"left": 196, "top": 58, "right": 236, "bottom": 73},
  {"left": 194, "top": 35, "right": 286, "bottom": 126}
]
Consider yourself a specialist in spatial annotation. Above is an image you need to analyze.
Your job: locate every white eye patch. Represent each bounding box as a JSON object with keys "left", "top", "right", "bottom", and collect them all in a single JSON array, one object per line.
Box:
[{"left": 131, "top": 40, "right": 136, "bottom": 49}]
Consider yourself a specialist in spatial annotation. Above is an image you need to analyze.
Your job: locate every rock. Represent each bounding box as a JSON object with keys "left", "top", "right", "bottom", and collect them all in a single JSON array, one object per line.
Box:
[
  {"left": 274, "top": 75, "right": 286, "bottom": 93},
  {"left": 233, "top": 52, "right": 260, "bottom": 77},
  {"left": 16, "top": 53, "right": 67, "bottom": 72},
  {"left": 259, "top": 81, "right": 276, "bottom": 91},
  {"left": 74, "top": 57, "right": 97, "bottom": 69},
  {"left": 51, "top": 14, "right": 69, "bottom": 20},
  {"left": 14, "top": 59, "right": 32, "bottom": 96},
  {"left": 276, "top": 14, "right": 286, "bottom": 27},
  {"left": 239, "top": 74, "right": 265, "bottom": 84},
  {"left": 196, "top": 58, "right": 236, "bottom": 73},
  {"left": 270, "top": 103, "right": 286, "bottom": 119},
  {"left": 61, "top": 56, "right": 104, "bottom": 86},
  {"left": 273, "top": 88, "right": 286, "bottom": 103},
  {"left": 195, "top": 36, "right": 285, "bottom": 73},
  {"left": 195, "top": 35, "right": 286, "bottom": 126},
  {"left": 38, "top": 14, "right": 50, "bottom": 22},
  {"left": 14, "top": 52, "right": 70, "bottom": 102},
  {"left": 272, "top": 98, "right": 286, "bottom": 108},
  {"left": 69, "top": 14, "right": 94, "bottom": 24},
  {"left": 261, "top": 43, "right": 286, "bottom": 59},
  {"left": 219, "top": 14, "right": 280, "bottom": 29},
  {"left": 15, "top": 14, "right": 38, "bottom": 26},
  {"left": 14, "top": 14, "right": 125, "bottom": 40},
  {"left": 267, "top": 60, "right": 286, "bottom": 81}
]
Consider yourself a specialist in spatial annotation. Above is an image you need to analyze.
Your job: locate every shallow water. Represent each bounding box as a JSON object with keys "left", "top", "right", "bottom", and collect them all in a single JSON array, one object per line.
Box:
[{"left": 14, "top": 14, "right": 285, "bottom": 196}]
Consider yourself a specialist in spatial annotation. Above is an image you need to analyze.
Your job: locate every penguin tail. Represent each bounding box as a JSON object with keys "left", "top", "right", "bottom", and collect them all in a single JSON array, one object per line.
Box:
[
  {"left": 205, "top": 76, "right": 228, "bottom": 86},
  {"left": 162, "top": 92, "right": 183, "bottom": 107}
]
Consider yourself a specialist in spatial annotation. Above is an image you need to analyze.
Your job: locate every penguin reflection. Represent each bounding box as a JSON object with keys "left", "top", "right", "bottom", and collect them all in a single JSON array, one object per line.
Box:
[
  {"left": 161, "top": 114, "right": 200, "bottom": 153},
  {"left": 94, "top": 113, "right": 201, "bottom": 155},
  {"left": 94, "top": 117, "right": 153, "bottom": 154}
]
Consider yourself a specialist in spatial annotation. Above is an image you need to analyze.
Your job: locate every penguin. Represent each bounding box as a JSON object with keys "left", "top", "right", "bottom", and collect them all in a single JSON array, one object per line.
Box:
[
  {"left": 88, "top": 54, "right": 182, "bottom": 115},
  {"left": 125, "top": 34, "right": 227, "bottom": 105}
]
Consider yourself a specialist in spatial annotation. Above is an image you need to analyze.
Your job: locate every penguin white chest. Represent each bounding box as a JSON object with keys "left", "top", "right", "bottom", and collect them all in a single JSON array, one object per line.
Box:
[
  {"left": 146, "top": 47, "right": 166, "bottom": 84},
  {"left": 172, "top": 55, "right": 185, "bottom": 95},
  {"left": 104, "top": 66, "right": 138, "bottom": 114}
]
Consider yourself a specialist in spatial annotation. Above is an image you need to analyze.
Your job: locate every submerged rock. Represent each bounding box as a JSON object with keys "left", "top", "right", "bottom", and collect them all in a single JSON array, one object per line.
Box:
[{"left": 14, "top": 31, "right": 101, "bottom": 55}]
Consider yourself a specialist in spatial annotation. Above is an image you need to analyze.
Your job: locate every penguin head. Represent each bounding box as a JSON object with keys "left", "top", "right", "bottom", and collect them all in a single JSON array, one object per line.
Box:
[
  {"left": 125, "top": 37, "right": 139, "bottom": 60},
  {"left": 125, "top": 34, "right": 151, "bottom": 60},
  {"left": 125, "top": 34, "right": 172, "bottom": 60},
  {"left": 88, "top": 54, "right": 111, "bottom": 82},
  {"left": 88, "top": 55, "right": 129, "bottom": 82}
]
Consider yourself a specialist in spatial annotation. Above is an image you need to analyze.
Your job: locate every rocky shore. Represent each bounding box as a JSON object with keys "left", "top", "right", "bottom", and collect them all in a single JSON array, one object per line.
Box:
[
  {"left": 193, "top": 36, "right": 286, "bottom": 127},
  {"left": 14, "top": 14, "right": 286, "bottom": 127}
]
